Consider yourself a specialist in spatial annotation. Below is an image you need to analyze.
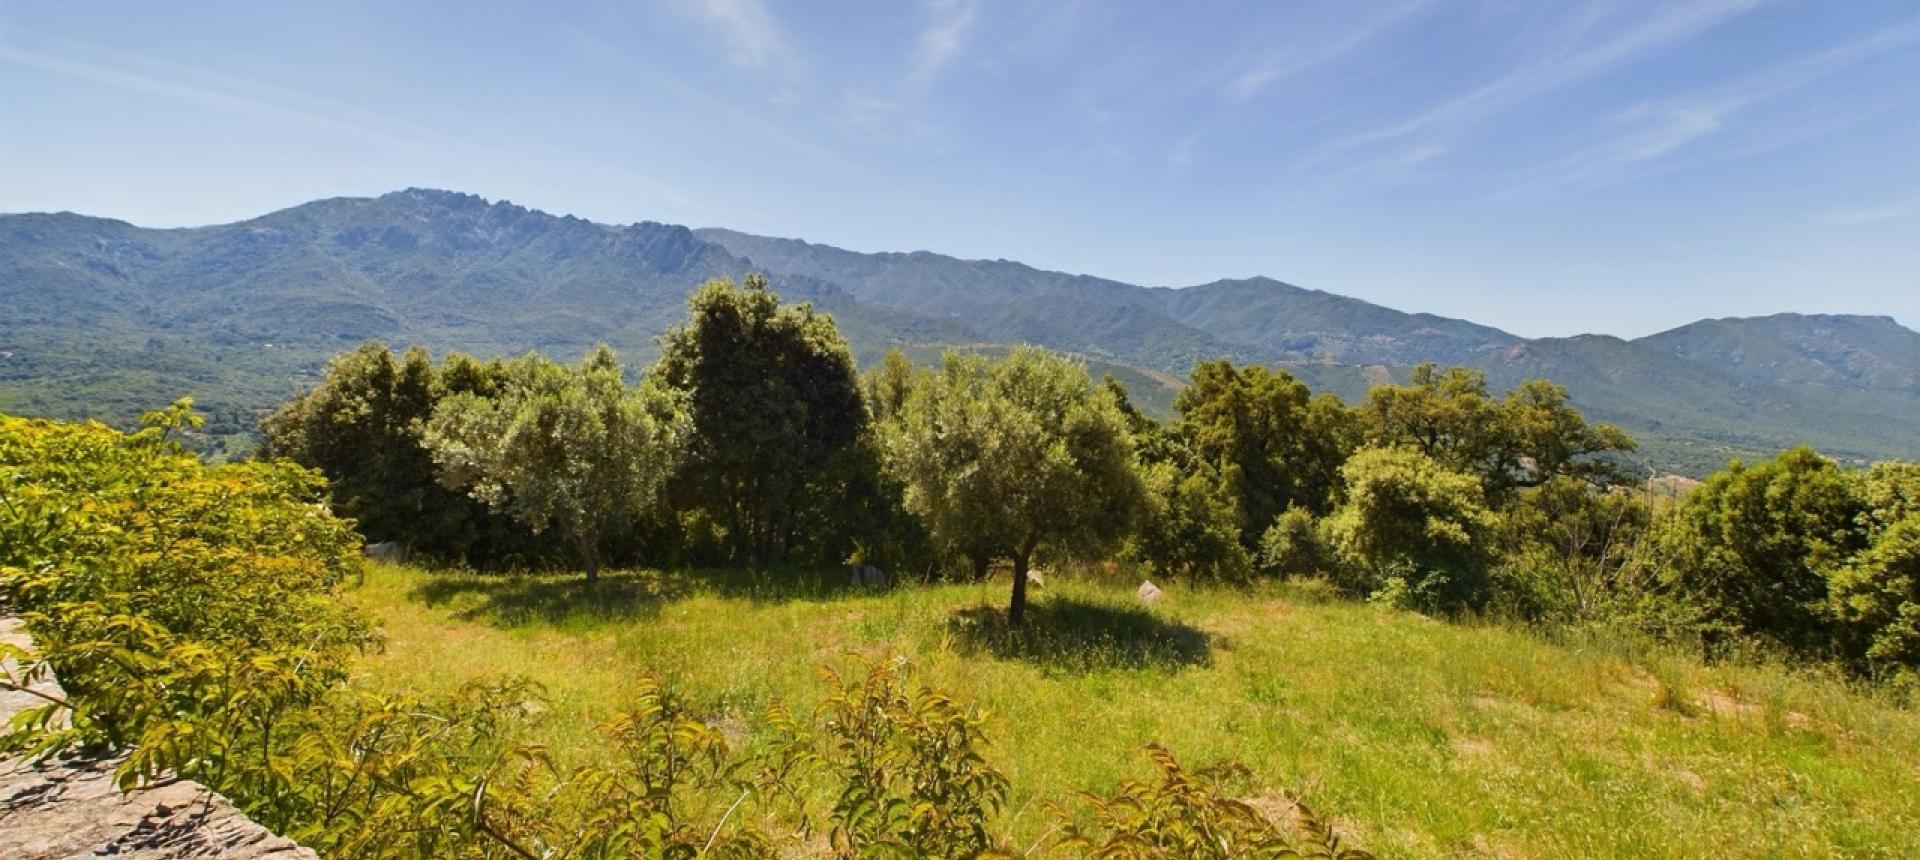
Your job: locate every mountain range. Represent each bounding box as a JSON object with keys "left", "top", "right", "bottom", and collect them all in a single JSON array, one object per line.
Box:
[{"left": 3, "top": 187, "right": 1914, "bottom": 472}]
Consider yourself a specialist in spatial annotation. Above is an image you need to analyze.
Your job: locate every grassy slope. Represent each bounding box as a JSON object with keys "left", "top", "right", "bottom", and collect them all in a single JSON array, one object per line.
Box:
[{"left": 347, "top": 564, "right": 1919, "bottom": 858}]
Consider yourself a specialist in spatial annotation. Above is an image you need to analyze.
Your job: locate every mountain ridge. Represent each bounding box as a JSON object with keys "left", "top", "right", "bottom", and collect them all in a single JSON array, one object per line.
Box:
[{"left": 4, "top": 187, "right": 1914, "bottom": 471}]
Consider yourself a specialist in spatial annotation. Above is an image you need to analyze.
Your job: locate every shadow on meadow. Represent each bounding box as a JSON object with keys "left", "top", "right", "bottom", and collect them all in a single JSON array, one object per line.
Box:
[
  {"left": 946, "top": 595, "right": 1213, "bottom": 673},
  {"left": 407, "top": 566, "right": 889, "bottom": 627}
]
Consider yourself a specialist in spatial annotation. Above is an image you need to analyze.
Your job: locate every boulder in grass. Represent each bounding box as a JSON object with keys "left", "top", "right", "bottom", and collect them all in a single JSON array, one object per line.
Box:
[
  {"left": 361, "top": 541, "right": 408, "bottom": 563},
  {"left": 1137, "top": 580, "right": 1165, "bottom": 606}
]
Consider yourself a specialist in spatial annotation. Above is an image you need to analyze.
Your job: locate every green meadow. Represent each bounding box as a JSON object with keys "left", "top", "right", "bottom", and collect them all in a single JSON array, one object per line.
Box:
[{"left": 347, "top": 563, "right": 1920, "bottom": 858}]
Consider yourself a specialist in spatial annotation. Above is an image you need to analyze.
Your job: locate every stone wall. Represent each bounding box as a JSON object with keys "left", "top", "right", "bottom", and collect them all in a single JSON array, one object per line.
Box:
[{"left": 0, "top": 617, "right": 318, "bottom": 860}]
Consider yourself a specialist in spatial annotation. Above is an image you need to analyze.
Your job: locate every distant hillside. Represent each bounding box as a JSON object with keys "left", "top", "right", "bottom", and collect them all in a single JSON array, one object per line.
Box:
[{"left": 3, "top": 189, "right": 1914, "bottom": 471}]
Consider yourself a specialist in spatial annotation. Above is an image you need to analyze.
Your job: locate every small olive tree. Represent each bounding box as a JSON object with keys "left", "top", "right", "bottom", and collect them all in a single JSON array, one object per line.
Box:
[
  {"left": 886, "top": 348, "right": 1145, "bottom": 624},
  {"left": 425, "top": 345, "right": 687, "bottom": 582}
]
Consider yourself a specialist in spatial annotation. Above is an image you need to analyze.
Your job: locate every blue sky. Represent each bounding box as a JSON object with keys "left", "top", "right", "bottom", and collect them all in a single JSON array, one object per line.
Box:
[{"left": 2, "top": 1, "right": 1915, "bottom": 337}]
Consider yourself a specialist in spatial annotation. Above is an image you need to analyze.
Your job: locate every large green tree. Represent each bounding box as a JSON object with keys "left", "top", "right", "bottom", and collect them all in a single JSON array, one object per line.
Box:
[
  {"left": 886, "top": 348, "right": 1145, "bottom": 624},
  {"left": 1174, "top": 361, "right": 1358, "bottom": 543},
  {"left": 1655, "top": 447, "right": 1863, "bottom": 652},
  {"left": 655, "top": 275, "right": 871, "bottom": 566},
  {"left": 1364, "top": 364, "right": 1634, "bottom": 498},
  {"left": 1827, "top": 462, "right": 1920, "bottom": 673},
  {"left": 260, "top": 341, "right": 517, "bottom": 560},
  {"left": 425, "top": 346, "right": 687, "bottom": 583}
]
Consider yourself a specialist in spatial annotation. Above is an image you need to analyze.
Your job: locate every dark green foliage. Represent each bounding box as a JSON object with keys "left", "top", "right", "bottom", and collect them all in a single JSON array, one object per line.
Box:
[
  {"left": 261, "top": 341, "right": 544, "bottom": 564},
  {"left": 1656, "top": 448, "right": 1864, "bottom": 652},
  {"left": 1050, "top": 744, "right": 1372, "bottom": 859},
  {"left": 1649, "top": 450, "right": 1920, "bottom": 676},
  {"left": 1364, "top": 364, "right": 1635, "bottom": 499},
  {"left": 1175, "top": 360, "right": 1358, "bottom": 537},
  {"left": 1323, "top": 445, "right": 1497, "bottom": 613},
  {"left": 1128, "top": 460, "right": 1254, "bottom": 582},
  {"left": 1259, "top": 507, "right": 1332, "bottom": 578},
  {"left": 656, "top": 275, "right": 874, "bottom": 567}
]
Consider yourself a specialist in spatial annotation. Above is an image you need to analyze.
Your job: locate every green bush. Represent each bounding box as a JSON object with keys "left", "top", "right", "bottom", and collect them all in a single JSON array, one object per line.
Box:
[
  {"left": 1258, "top": 506, "right": 1331, "bottom": 578},
  {"left": 815, "top": 657, "right": 1010, "bottom": 859},
  {"left": 1827, "top": 462, "right": 1920, "bottom": 677},
  {"left": 1494, "top": 477, "right": 1656, "bottom": 622},
  {"left": 1655, "top": 447, "right": 1864, "bottom": 653},
  {"left": 1322, "top": 445, "right": 1497, "bottom": 613},
  {"left": 1128, "top": 460, "right": 1254, "bottom": 582},
  {"left": 1051, "top": 744, "right": 1372, "bottom": 859}
]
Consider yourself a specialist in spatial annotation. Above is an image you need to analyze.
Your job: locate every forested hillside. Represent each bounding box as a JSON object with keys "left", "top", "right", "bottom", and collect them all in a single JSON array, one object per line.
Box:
[{"left": 4, "top": 188, "right": 1915, "bottom": 470}]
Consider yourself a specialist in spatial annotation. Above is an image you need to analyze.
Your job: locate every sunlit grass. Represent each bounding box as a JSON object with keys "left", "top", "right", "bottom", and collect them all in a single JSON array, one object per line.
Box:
[{"left": 346, "top": 562, "right": 1920, "bottom": 857}]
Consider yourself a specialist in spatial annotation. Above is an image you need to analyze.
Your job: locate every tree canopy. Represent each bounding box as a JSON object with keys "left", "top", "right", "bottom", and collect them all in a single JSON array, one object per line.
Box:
[
  {"left": 1364, "top": 364, "right": 1635, "bottom": 498},
  {"left": 1174, "top": 360, "right": 1358, "bottom": 537},
  {"left": 425, "top": 345, "right": 687, "bottom": 582},
  {"left": 655, "top": 275, "right": 871, "bottom": 566},
  {"left": 886, "top": 348, "right": 1145, "bottom": 623}
]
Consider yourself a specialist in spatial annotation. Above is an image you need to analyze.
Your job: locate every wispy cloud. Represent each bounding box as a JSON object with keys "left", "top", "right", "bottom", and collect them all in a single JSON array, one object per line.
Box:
[
  {"left": 838, "top": 0, "right": 979, "bottom": 138},
  {"left": 1490, "top": 24, "right": 1919, "bottom": 197},
  {"left": 1816, "top": 198, "right": 1918, "bottom": 226},
  {"left": 1338, "top": 0, "right": 1762, "bottom": 152},
  {"left": 912, "top": 0, "right": 977, "bottom": 84},
  {"left": 0, "top": 44, "right": 424, "bottom": 149},
  {"left": 672, "top": 0, "right": 799, "bottom": 73},
  {"left": 1228, "top": 0, "right": 1432, "bottom": 100}
]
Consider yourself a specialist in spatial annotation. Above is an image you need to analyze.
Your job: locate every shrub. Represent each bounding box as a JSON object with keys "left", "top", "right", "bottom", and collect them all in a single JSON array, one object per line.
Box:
[
  {"left": 1827, "top": 462, "right": 1920, "bottom": 676},
  {"left": 1322, "top": 445, "right": 1496, "bottom": 613},
  {"left": 546, "top": 675, "right": 779, "bottom": 859},
  {"left": 0, "top": 402, "right": 371, "bottom": 756},
  {"left": 1051, "top": 744, "right": 1372, "bottom": 859},
  {"left": 1495, "top": 477, "right": 1656, "bottom": 622},
  {"left": 1826, "top": 516, "right": 1920, "bottom": 674},
  {"left": 1655, "top": 447, "right": 1864, "bottom": 654},
  {"left": 1258, "top": 506, "right": 1330, "bottom": 578},
  {"left": 815, "top": 657, "right": 1010, "bottom": 859},
  {"left": 1128, "top": 460, "right": 1254, "bottom": 582}
]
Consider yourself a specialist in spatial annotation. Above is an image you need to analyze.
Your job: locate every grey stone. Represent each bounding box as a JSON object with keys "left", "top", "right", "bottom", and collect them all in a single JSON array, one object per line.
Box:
[
  {"left": 1137, "top": 580, "right": 1165, "bottom": 606},
  {"left": 360, "top": 541, "right": 408, "bottom": 563},
  {"left": 1, "top": 617, "right": 318, "bottom": 859},
  {"left": 844, "top": 564, "right": 891, "bottom": 589}
]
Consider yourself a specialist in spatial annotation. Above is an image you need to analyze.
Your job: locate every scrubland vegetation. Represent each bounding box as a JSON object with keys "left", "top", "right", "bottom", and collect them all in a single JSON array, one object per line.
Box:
[{"left": 4, "top": 275, "right": 1918, "bottom": 858}]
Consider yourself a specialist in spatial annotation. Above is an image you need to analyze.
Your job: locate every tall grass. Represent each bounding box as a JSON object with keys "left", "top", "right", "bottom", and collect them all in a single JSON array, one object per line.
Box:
[{"left": 347, "top": 562, "right": 1920, "bottom": 857}]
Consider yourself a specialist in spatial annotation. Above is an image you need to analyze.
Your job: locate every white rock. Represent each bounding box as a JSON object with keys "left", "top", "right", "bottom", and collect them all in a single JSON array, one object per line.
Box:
[{"left": 1137, "top": 580, "right": 1165, "bottom": 605}]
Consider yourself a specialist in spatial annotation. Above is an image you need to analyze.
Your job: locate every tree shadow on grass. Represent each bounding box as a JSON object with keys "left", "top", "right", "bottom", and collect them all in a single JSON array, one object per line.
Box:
[
  {"left": 946, "top": 596, "right": 1213, "bottom": 674},
  {"left": 409, "top": 566, "right": 889, "bottom": 628}
]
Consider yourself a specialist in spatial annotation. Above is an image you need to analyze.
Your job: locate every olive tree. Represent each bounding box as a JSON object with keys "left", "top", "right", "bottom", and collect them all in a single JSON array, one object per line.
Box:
[
  {"left": 425, "top": 345, "right": 687, "bottom": 583},
  {"left": 886, "top": 348, "right": 1145, "bottom": 624}
]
